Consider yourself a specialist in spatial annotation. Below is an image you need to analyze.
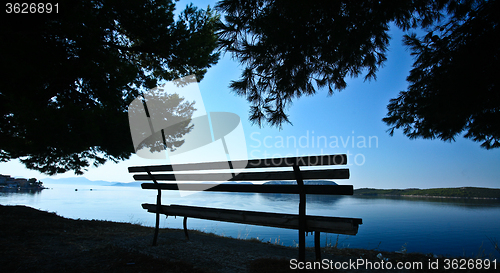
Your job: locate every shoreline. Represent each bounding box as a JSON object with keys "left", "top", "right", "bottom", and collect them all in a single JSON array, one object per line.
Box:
[
  {"left": 353, "top": 187, "right": 500, "bottom": 200},
  {"left": 1, "top": 205, "right": 498, "bottom": 272},
  {"left": 0, "top": 186, "right": 47, "bottom": 191}
]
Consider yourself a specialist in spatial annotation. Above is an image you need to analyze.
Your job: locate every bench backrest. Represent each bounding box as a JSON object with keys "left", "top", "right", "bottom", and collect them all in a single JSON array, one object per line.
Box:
[{"left": 129, "top": 154, "right": 352, "bottom": 195}]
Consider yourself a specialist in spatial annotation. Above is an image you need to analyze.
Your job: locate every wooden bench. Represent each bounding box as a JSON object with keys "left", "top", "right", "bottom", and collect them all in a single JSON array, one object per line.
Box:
[{"left": 128, "top": 154, "right": 362, "bottom": 261}]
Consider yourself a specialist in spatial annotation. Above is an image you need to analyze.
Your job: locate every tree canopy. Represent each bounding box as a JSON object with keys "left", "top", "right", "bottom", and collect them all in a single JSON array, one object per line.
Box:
[
  {"left": 0, "top": 0, "right": 219, "bottom": 174},
  {"left": 217, "top": 0, "right": 499, "bottom": 149},
  {"left": 2, "top": 0, "right": 498, "bottom": 176},
  {"left": 383, "top": 0, "right": 499, "bottom": 149}
]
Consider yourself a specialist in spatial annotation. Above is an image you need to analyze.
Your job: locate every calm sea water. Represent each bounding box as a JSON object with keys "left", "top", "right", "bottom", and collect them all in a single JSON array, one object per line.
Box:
[{"left": 1, "top": 183, "right": 499, "bottom": 258}]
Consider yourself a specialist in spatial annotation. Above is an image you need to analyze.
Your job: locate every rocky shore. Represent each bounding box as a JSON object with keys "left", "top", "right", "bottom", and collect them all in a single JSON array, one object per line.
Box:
[{"left": 0, "top": 174, "right": 46, "bottom": 191}]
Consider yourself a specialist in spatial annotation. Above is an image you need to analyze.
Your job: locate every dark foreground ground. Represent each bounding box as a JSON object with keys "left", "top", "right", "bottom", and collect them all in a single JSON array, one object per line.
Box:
[{"left": 0, "top": 205, "right": 497, "bottom": 273}]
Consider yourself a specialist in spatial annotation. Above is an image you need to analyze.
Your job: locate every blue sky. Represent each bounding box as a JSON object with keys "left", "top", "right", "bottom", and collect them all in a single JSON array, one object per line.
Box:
[{"left": 1, "top": 0, "right": 499, "bottom": 189}]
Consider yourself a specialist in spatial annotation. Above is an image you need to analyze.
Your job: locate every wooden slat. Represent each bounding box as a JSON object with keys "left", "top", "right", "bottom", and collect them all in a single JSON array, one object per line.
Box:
[
  {"left": 128, "top": 154, "right": 347, "bottom": 173},
  {"left": 141, "top": 183, "right": 354, "bottom": 195},
  {"left": 134, "top": 168, "right": 349, "bottom": 181},
  {"left": 142, "top": 204, "right": 362, "bottom": 234}
]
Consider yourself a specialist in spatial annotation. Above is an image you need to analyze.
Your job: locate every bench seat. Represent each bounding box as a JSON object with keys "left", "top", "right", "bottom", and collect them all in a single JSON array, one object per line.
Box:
[{"left": 142, "top": 203, "right": 362, "bottom": 235}]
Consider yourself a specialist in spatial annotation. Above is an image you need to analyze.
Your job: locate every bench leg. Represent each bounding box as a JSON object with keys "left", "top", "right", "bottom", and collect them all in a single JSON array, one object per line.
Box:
[
  {"left": 315, "top": 231, "right": 321, "bottom": 260},
  {"left": 299, "top": 229, "right": 305, "bottom": 261},
  {"left": 153, "top": 211, "right": 160, "bottom": 246},
  {"left": 293, "top": 165, "right": 307, "bottom": 261},
  {"left": 183, "top": 216, "right": 189, "bottom": 240}
]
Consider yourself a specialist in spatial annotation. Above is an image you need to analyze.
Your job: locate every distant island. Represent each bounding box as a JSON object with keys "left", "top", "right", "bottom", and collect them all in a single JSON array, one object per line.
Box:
[
  {"left": 263, "top": 180, "right": 338, "bottom": 185},
  {"left": 0, "top": 174, "right": 46, "bottom": 191},
  {"left": 354, "top": 187, "right": 500, "bottom": 200}
]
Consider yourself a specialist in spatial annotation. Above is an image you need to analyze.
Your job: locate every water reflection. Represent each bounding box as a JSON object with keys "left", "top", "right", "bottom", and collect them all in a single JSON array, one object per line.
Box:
[
  {"left": 258, "top": 193, "right": 345, "bottom": 206},
  {"left": 0, "top": 188, "right": 44, "bottom": 196},
  {"left": 257, "top": 193, "right": 500, "bottom": 208}
]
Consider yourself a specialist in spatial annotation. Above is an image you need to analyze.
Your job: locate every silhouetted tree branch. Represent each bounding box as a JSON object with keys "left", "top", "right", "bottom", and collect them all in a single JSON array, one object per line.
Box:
[
  {"left": 383, "top": 0, "right": 499, "bottom": 149},
  {"left": 0, "top": 0, "right": 220, "bottom": 174},
  {"left": 217, "top": 0, "right": 498, "bottom": 149},
  {"left": 216, "top": 0, "right": 447, "bottom": 128}
]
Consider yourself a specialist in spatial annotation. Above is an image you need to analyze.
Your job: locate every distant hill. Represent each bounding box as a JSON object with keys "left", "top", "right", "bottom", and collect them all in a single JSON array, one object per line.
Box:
[
  {"left": 263, "top": 180, "right": 338, "bottom": 185},
  {"left": 354, "top": 187, "right": 500, "bottom": 199},
  {"left": 110, "top": 182, "right": 143, "bottom": 187},
  {"left": 40, "top": 177, "right": 138, "bottom": 187},
  {"left": 41, "top": 177, "right": 111, "bottom": 186}
]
